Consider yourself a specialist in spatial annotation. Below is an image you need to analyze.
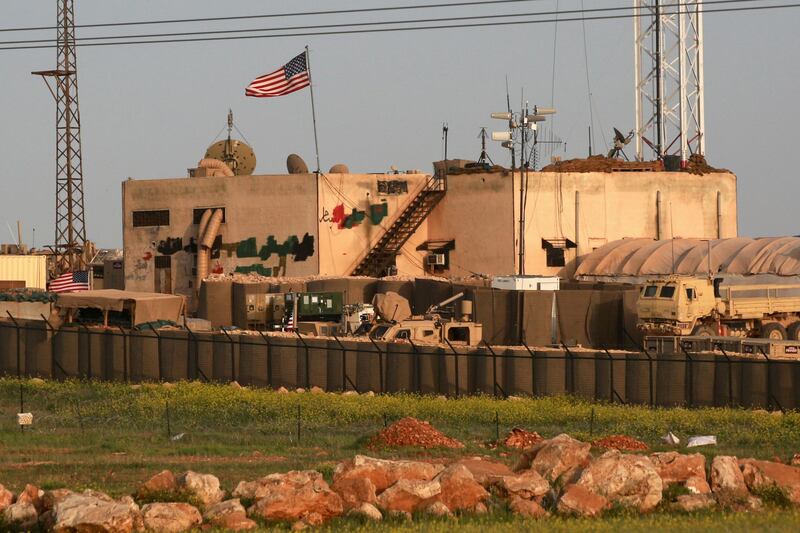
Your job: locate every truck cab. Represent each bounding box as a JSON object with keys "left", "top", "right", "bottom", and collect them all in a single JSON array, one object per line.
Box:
[{"left": 637, "top": 276, "right": 716, "bottom": 335}]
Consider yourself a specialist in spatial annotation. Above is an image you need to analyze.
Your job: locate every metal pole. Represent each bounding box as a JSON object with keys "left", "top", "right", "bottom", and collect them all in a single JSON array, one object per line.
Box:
[
  {"left": 6, "top": 312, "right": 22, "bottom": 378},
  {"left": 118, "top": 326, "right": 128, "bottom": 382},
  {"left": 305, "top": 45, "right": 321, "bottom": 174}
]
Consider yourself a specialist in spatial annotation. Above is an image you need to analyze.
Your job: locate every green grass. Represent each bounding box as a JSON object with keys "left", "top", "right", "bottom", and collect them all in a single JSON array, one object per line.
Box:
[{"left": 0, "top": 378, "right": 799, "bottom": 530}]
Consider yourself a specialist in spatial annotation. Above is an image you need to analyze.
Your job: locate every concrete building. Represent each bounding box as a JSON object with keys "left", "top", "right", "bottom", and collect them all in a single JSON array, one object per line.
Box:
[{"left": 122, "top": 163, "right": 737, "bottom": 310}]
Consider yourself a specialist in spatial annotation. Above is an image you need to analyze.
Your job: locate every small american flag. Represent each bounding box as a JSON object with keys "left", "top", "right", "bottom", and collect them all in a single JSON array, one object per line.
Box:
[
  {"left": 48, "top": 270, "right": 90, "bottom": 293},
  {"left": 245, "top": 52, "right": 310, "bottom": 98}
]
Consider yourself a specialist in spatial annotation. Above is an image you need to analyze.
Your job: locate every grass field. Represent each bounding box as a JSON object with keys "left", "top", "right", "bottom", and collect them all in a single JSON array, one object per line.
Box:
[{"left": 1, "top": 378, "right": 799, "bottom": 531}]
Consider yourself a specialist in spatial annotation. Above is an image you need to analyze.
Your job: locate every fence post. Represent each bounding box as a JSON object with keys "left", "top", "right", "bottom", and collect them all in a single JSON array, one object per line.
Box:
[
  {"left": 256, "top": 330, "right": 272, "bottom": 387},
  {"left": 443, "top": 338, "right": 462, "bottom": 398},
  {"left": 679, "top": 344, "right": 695, "bottom": 407},
  {"left": 407, "top": 338, "right": 424, "bottom": 395},
  {"left": 149, "top": 326, "right": 163, "bottom": 382},
  {"left": 294, "top": 331, "right": 310, "bottom": 389},
  {"left": 717, "top": 345, "right": 734, "bottom": 407},
  {"left": 368, "top": 336, "right": 385, "bottom": 394},
  {"left": 220, "top": 328, "right": 236, "bottom": 383},
  {"left": 561, "top": 342, "right": 576, "bottom": 397},
  {"left": 185, "top": 326, "right": 209, "bottom": 382},
  {"left": 482, "top": 340, "right": 506, "bottom": 398},
  {"left": 756, "top": 346, "right": 782, "bottom": 412},
  {"left": 116, "top": 326, "right": 129, "bottom": 382},
  {"left": 602, "top": 348, "right": 625, "bottom": 404},
  {"left": 79, "top": 324, "right": 93, "bottom": 380},
  {"left": 521, "top": 341, "right": 536, "bottom": 396},
  {"left": 6, "top": 311, "right": 22, "bottom": 378},
  {"left": 332, "top": 334, "right": 357, "bottom": 392},
  {"left": 40, "top": 314, "right": 64, "bottom": 380}
]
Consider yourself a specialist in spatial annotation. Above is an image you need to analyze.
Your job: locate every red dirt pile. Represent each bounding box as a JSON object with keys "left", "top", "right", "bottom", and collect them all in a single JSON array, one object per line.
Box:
[
  {"left": 502, "top": 427, "right": 544, "bottom": 449},
  {"left": 540, "top": 155, "right": 662, "bottom": 173},
  {"left": 368, "top": 417, "right": 464, "bottom": 450},
  {"left": 592, "top": 435, "right": 649, "bottom": 452}
]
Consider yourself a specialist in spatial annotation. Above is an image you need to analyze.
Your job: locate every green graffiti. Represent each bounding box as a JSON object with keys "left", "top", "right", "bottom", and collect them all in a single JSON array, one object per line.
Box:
[
  {"left": 369, "top": 202, "right": 389, "bottom": 225},
  {"left": 237, "top": 237, "right": 259, "bottom": 258},
  {"left": 343, "top": 209, "right": 366, "bottom": 229},
  {"left": 235, "top": 264, "right": 272, "bottom": 276}
]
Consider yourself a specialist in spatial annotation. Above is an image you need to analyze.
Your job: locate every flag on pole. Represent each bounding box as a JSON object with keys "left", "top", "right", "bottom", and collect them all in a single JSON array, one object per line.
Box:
[
  {"left": 48, "top": 271, "right": 90, "bottom": 293},
  {"left": 245, "top": 52, "right": 310, "bottom": 98}
]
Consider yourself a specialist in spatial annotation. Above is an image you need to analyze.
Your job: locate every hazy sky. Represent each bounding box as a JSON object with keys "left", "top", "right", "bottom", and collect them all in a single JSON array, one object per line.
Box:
[{"left": 1, "top": 1, "right": 798, "bottom": 248}]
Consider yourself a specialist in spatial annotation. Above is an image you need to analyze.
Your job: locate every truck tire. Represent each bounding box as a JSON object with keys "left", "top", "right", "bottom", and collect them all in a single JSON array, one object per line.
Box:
[
  {"left": 761, "top": 322, "right": 788, "bottom": 340},
  {"left": 691, "top": 324, "right": 717, "bottom": 336},
  {"left": 787, "top": 322, "right": 800, "bottom": 341}
]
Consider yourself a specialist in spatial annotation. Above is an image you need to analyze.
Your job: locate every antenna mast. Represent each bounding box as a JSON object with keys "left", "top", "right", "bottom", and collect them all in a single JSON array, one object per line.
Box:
[
  {"left": 33, "top": 0, "right": 87, "bottom": 273},
  {"left": 634, "top": 0, "right": 705, "bottom": 162},
  {"left": 476, "top": 128, "right": 493, "bottom": 165}
]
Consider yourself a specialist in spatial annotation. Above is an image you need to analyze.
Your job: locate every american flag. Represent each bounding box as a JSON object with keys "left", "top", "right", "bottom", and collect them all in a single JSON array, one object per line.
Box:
[
  {"left": 245, "top": 52, "right": 310, "bottom": 98},
  {"left": 48, "top": 270, "right": 90, "bottom": 293}
]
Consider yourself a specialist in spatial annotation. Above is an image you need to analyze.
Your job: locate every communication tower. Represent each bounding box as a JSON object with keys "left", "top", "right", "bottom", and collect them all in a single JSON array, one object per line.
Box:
[
  {"left": 634, "top": 0, "right": 705, "bottom": 162},
  {"left": 33, "top": 0, "right": 87, "bottom": 272}
]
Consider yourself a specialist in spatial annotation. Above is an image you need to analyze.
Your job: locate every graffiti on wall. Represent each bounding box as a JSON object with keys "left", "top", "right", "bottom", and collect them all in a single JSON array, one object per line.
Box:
[
  {"left": 377, "top": 180, "right": 408, "bottom": 195},
  {"left": 234, "top": 233, "right": 315, "bottom": 261},
  {"left": 319, "top": 201, "right": 389, "bottom": 229}
]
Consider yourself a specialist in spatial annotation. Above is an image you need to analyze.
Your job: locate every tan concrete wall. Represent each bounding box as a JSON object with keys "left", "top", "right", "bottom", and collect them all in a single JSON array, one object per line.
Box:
[
  {"left": 122, "top": 174, "right": 320, "bottom": 309},
  {"left": 425, "top": 172, "right": 515, "bottom": 277},
  {"left": 514, "top": 171, "right": 738, "bottom": 277},
  {"left": 317, "top": 173, "right": 429, "bottom": 277}
]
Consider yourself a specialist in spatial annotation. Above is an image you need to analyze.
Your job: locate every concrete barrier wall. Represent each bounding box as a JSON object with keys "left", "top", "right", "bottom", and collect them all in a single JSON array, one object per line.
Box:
[{"left": 2, "top": 321, "right": 800, "bottom": 410}]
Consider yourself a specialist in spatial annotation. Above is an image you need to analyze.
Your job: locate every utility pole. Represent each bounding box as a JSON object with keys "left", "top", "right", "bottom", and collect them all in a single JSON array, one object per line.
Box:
[{"left": 33, "top": 0, "right": 87, "bottom": 273}]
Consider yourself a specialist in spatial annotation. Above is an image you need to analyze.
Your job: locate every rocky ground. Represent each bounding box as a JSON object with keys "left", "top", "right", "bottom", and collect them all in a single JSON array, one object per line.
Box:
[{"left": 2, "top": 418, "right": 800, "bottom": 531}]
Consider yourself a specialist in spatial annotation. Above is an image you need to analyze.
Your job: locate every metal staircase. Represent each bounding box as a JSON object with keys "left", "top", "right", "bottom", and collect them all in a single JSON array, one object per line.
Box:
[{"left": 351, "top": 175, "right": 447, "bottom": 277}]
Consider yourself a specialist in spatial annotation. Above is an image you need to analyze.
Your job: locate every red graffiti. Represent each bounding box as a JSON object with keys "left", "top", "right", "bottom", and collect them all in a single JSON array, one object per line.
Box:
[
  {"left": 211, "top": 261, "right": 224, "bottom": 274},
  {"left": 331, "top": 204, "right": 346, "bottom": 228},
  {"left": 142, "top": 251, "right": 153, "bottom": 261}
]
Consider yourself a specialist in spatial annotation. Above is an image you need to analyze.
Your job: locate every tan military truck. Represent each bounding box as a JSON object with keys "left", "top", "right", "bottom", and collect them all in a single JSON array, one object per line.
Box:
[
  {"left": 637, "top": 275, "right": 800, "bottom": 340},
  {"left": 368, "top": 292, "right": 483, "bottom": 346}
]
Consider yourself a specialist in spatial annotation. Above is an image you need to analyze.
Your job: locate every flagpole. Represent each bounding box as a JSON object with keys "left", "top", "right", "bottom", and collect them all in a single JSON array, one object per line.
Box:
[{"left": 305, "top": 45, "right": 321, "bottom": 174}]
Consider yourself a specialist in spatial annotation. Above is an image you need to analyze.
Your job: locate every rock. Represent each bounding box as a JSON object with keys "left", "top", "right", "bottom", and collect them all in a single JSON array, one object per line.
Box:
[
  {"left": 141, "top": 503, "right": 202, "bottom": 533},
  {"left": 671, "top": 494, "right": 715, "bottom": 512},
  {"left": 332, "top": 477, "right": 377, "bottom": 511},
  {"left": 291, "top": 520, "right": 307, "bottom": 530},
  {"left": 231, "top": 381, "right": 242, "bottom": 388},
  {"left": 685, "top": 476, "right": 712, "bottom": 495},
  {"left": 310, "top": 386, "right": 325, "bottom": 394},
  {"left": 16, "top": 484, "right": 44, "bottom": 513},
  {"left": 295, "top": 387, "right": 306, "bottom": 393},
  {"left": 3, "top": 501, "right": 38, "bottom": 531},
  {"left": 431, "top": 464, "right": 489, "bottom": 511},
  {"left": 557, "top": 484, "right": 609, "bottom": 517},
  {"left": 710, "top": 456, "right": 748, "bottom": 496},
  {"left": 246, "top": 470, "right": 343, "bottom": 522},
  {"left": 514, "top": 433, "right": 591, "bottom": 483},
  {"left": 348, "top": 502, "right": 383, "bottom": 521},
  {"left": 52, "top": 492, "right": 141, "bottom": 533},
  {"left": 388, "top": 510, "right": 413, "bottom": 521},
  {"left": 649, "top": 452, "right": 706, "bottom": 486},
  {"left": 791, "top": 454, "right": 800, "bottom": 467},
  {"left": 333, "top": 455, "right": 445, "bottom": 493},
  {"left": 473, "top": 502, "right": 488, "bottom": 514},
  {"left": 574, "top": 450, "right": 662, "bottom": 512},
  {"left": 454, "top": 457, "right": 513, "bottom": 486},
  {"left": 740, "top": 459, "right": 800, "bottom": 504},
  {"left": 292, "top": 511, "right": 324, "bottom": 529},
  {"left": 363, "top": 391, "right": 375, "bottom": 397},
  {"left": 375, "top": 479, "right": 442, "bottom": 513},
  {"left": 425, "top": 501, "right": 452, "bottom": 517},
  {"left": 277, "top": 386, "right": 289, "bottom": 394},
  {"left": 0, "top": 484, "right": 13, "bottom": 512},
  {"left": 42, "top": 489, "right": 73, "bottom": 512},
  {"left": 176, "top": 471, "right": 225, "bottom": 507},
  {"left": 509, "top": 496, "right": 549, "bottom": 518},
  {"left": 204, "top": 499, "right": 257, "bottom": 531},
  {"left": 492, "top": 470, "right": 550, "bottom": 501},
  {"left": 138, "top": 470, "right": 177, "bottom": 497},
  {"left": 342, "top": 390, "right": 358, "bottom": 396}
]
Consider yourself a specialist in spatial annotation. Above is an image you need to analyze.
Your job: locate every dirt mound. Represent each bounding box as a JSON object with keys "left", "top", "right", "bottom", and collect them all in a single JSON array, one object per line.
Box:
[
  {"left": 368, "top": 417, "right": 464, "bottom": 450},
  {"left": 683, "top": 154, "right": 728, "bottom": 175},
  {"left": 502, "top": 427, "right": 544, "bottom": 449},
  {"left": 592, "top": 435, "right": 649, "bottom": 452},
  {"left": 540, "top": 155, "right": 662, "bottom": 173}
]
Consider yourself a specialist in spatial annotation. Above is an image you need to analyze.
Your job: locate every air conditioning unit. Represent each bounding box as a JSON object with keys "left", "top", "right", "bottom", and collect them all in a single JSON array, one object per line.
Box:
[{"left": 427, "top": 253, "right": 446, "bottom": 266}]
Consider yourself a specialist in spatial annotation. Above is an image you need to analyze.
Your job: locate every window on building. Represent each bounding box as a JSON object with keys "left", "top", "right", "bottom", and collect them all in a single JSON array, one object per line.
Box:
[
  {"left": 541, "top": 238, "right": 576, "bottom": 268},
  {"left": 132, "top": 210, "right": 169, "bottom": 227},
  {"left": 192, "top": 208, "right": 226, "bottom": 224}
]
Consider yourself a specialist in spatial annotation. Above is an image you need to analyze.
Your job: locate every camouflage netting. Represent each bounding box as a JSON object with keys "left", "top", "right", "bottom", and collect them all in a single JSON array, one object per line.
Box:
[{"left": 0, "top": 289, "right": 57, "bottom": 302}]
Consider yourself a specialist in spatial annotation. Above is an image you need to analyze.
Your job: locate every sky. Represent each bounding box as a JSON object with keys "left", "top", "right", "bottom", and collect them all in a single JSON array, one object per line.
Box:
[{"left": 0, "top": 0, "right": 798, "bottom": 248}]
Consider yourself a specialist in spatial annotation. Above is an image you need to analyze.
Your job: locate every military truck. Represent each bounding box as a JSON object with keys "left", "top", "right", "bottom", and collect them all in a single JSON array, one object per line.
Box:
[
  {"left": 637, "top": 275, "right": 800, "bottom": 340},
  {"left": 368, "top": 292, "right": 483, "bottom": 346}
]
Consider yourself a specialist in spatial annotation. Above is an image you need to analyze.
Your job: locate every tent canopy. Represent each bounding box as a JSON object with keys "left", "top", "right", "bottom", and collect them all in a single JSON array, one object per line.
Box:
[
  {"left": 576, "top": 237, "right": 800, "bottom": 278},
  {"left": 57, "top": 289, "right": 185, "bottom": 325}
]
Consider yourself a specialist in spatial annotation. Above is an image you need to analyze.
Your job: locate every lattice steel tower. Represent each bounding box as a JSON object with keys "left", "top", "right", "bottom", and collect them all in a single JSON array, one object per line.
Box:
[
  {"left": 634, "top": 0, "right": 705, "bottom": 162},
  {"left": 33, "top": 0, "right": 87, "bottom": 272}
]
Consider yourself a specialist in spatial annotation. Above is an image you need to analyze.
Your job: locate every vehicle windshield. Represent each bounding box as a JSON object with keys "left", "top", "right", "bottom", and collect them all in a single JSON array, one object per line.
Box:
[
  {"left": 370, "top": 324, "right": 392, "bottom": 339},
  {"left": 659, "top": 285, "right": 676, "bottom": 299},
  {"left": 642, "top": 285, "right": 658, "bottom": 297}
]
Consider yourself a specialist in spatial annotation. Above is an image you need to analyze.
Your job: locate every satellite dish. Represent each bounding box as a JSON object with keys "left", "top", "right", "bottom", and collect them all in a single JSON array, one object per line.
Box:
[
  {"left": 204, "top": 110, "right": 257, "bottom": 175},
  {"left": 607, "top": 127, "right": 635, "bottom": 160}
]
